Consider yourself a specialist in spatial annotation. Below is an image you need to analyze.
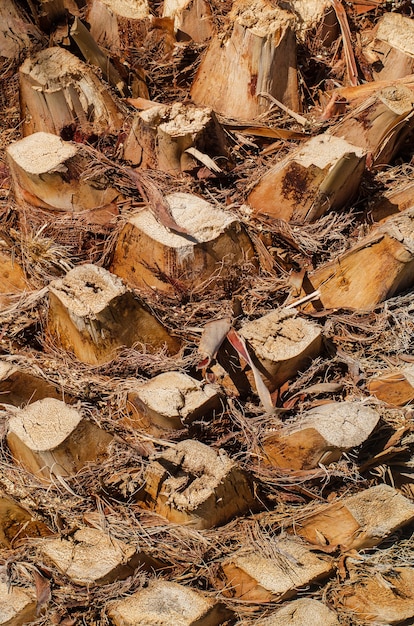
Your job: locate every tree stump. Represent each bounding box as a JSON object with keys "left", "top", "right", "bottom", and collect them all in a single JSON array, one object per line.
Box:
[
  {"left": 140, "top": 439, "right": 256, "bottom": 529},
  {"left": 86, "top": 0, "right": 150, "bottom": 54},
  {"left": 259, "top": 402, "right": 380, "bottom": 470},
  {"left": 364, "top": 13, "right": 414, "bottom": 81},
  {"left": 190, "top": 0, "right": 299, "bottom": 120},
  {"left": 39, "top": 527, "right": 156, "bottom": 586},
  {"left": 122, "top": 103, "right": 231, "bottom": 173},
  {"left": 111, "top": 192, "right": 256, "bottom": 296},
  {"left": 337, "top": 564, "right": 414, "bottom": 625},
  {"left": 303, "top": 208, "right": 414, "bottom": 311},
  {"left": 0, "top": 359, "right": 67, "bottom": 406},
  {"left": 330, "top": 84, "right": 414, "bottom": 166},
  {"left": 0, "top": 494, "right": 51, "bottom": 547},
  {"left": 19, "top": 47, "right": 125, "bottom": 138},
  {"left": 368, "top": 364, "right": 414, "bottom": 406},
  {"left": 289, "top": 0, "right": 337, "bottom": 46},
  {"left": 0, "top": 0, "right": 41, "bottom": 64},
  {"left": 248, "top": 134, "right": 366, "bottom": 222},
  {"left": 108, "top": 580, "right": 233, "bottom": 626},
  {"left": 7, "top": 132, "right": 119, "bottom": 212},
  {"left": 162, "top": 0, "right": 214, "bottom": 43},
  {"left": 370, "top": 179, "right": 414, "bottom": 222},
  {"left": 6, "top": 398, "right": 113, "bottom": 480},
  {"left": 48, "top": 264, "right": 180, "bottom": 364},
  {"left": 238, "top": 307, "right": 322, "bottom": 392},
  {"left": 220, "top": 536, "right": 334, "bottom": 602},
  {"left": 0, "top": 579, "right": 36, "bottom": 626},
  {"left": 259, "top": 599, "right": 340, "bottom": 626},
  {"left": 0, "top": 249, "right": 27, "bottom": 295},
  {"left": 124, "top": 371, "right": 221, "bottom": 434},
  {"left": 295, "top": 484, "right": 414, "bottom": 551}
]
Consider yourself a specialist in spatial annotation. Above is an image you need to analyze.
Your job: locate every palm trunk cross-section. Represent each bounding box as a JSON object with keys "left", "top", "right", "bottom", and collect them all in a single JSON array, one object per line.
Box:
[
  {"left": 19, "top": 46, "right": 125, "bottom": 139},
  {"left": 111, "top": 192, "right": 256, "bottom": 295},
  {"left": 6, "top": 132, "right": 119, "bottom": 212},
  {"left": 190, "top": 0, "right": 299, "bottom": 120},
  {"left": 140, "top": 439, "right": 256, "bottom": 529},
  {"left": 48, "top": 264, "right": 180, "bottom": 364},
  {"left": 6, "top": 398, "right": 113, "bottom": 481}
]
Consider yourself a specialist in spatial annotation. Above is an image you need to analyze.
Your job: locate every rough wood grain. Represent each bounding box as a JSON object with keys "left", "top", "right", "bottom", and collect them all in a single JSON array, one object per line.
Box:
[{"left": 48, "top": 264, "right": 180, "bottom": 364}]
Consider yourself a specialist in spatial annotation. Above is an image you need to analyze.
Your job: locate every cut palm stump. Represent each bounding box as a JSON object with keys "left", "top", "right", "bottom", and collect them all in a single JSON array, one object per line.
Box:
[
  {"left": 368, "top": 364, "right": 414, "bottom": 406},
  {"left": 336, "top": 563, "right": 414, "bottom": 625},
  {"left": 122, "top": 103, "right": 231, "bottom": 173},
  {"left": 0, "top": 579, "right": 36, "bottom": 626},
  {"left": 6, "top": 132, "right": 119, "bottom": 211},
  {"left": 259, "top": 402, "right": 380, "bottom": 470},
  {"left": 108, "top": 580, "right": 233, "bottom": 626},
  {"left": 48, "top": 264, "right": 180, "bottom": 364},
  {"left": 190, "top": 0, "right": 299, "bottom": 120},
  {"left": 0, "top": 359, "right": 66, "bottom": 406},
  {"left": 294, "top": 484, "right": 414, "bottom": 551},
  {"left": 111, "top": 192, "right": 255, "bottom": 295},
  {"left": 19, "top": 47, "right": 125, "bottom": 138},
  {"left": 124, "top": 371, "right": 221, "bottom": 434},
  {"left": 38, "top": 527, "right": 156, "bottom": 586},
  {"left": 140, "top": 439, "right": 256, "bottom": 529},
  {"left": 219, "top": 536, "right": 333, "bottom": 602},
  {"left": 0, "top": 0, "right": 41, "bottom": 63},
  {"left": 248, "top": 134, "right": 366, "bottom": 222},
  {"left": 0, "top": 494, "right": 51, "bottom": 548},
  {"left": 302, "top": 208, "right": 414, "bottom": 311},
  {"left": 259, "top": 598, "right": 340, "bottom": 626},
  {"left": 288, "top": 0, "right": 337, "bottom": 46},
  {"left": 364, "top": 12, "right": 414, "bottom": 81},
  {"left": 86, "top": 0, "right": 150, "bottom": 55},
  {"left": 0, "top": 247, "right": 27, "bottom": 295},
  {"left": 370, "top": 178, "right": 414, "bottom": 222},
  {"left": 238, "top": 307, "right": 322, "bottom": 392},
  {"left": 6, "top": 398, "right": 113, "bottom": 481},
  {"left": 330, "top": 84, "right": 414, "bottom": 166},
  {"left": 162, "top": 0, "right": 214, "bottom": 43}
]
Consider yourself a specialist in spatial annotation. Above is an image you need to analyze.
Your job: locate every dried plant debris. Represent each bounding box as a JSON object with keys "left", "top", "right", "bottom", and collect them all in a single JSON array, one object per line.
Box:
[{"left": 1, "top": 1, "right": 414, "bottom": 625}]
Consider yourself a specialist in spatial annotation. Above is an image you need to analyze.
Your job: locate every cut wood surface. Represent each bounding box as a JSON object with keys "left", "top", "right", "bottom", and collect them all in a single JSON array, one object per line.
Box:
[
  {"left": 330, "top": 83, "right": 414, "bottom": 166},
  {"left": 19, "top": 47, "right": 125, "bottom": 138},
  {"left": 0, "top": 0, "right": 41, "bottom": 63},
  {"left": 111, "top": 192, "right": 256, "bottom": 295},
  {"left": 141, "top": 439, "right": 256, "bottom": 529},
  {"left": 0, "top": 248, "right": 27, "bottom": 294},
  {"left": 2, "top": 2, "right": 414, "bottom": 624},
  {"left": 7, "top": 132, "right": 120, "bottom": 211},
  {"left": 259, "top": 402, "right": 380, "bottom": 469},
  {"left": 191, "top": 0, "right": 299, "bottom": 120},
  {"left": 6, "top": 397, "right": 113, "bottom": 480},
  {"left": 295, "top": 484, "right": 414, "bottom": 550},
  {"left": 302, "top": 207, "right": 414, "bottom": 311},
  {"left": 248, "top": 134, "right": 366, "bottom": 222},
  {"left": 337, "top": 564, "right": 414, "bottom": 624},
  {"left": 0, "top": 579, "right": 36, "bottom": 626},
  {"left": 86, "top": 0, "right": 150, "bottom": 56},
  {"left": 122, "top": 103, "right": 231, "bottom": 172},
  {"left": 48, "top": 264, "right": 180, "bottom": 363},
  {"left": 162, "top": 0, "right": 214, "bottom": 43},
  {"left": 259, "top": 598, "right": 340, "bottom": 626},
  {"left": 108, "top": 580, "right": 232, "bottom": 626},
  {"left": 220, "top": 536, "right": 334, "bottom": 602},
  {"left": 124, "top": 371, "right": 221, "bottom": 433},
  {"left": 239, "top": 307, "right": 322, "bottom": 392},
  {"left": 368, "top": 364, "right": 414, "bottom": 406},
  {"left": 364, "top": 12, "right": 414, "bottom": 81},
  {"left": 39, "top": 527, "right": 156, "bottom": 586},
  {"left": 0, "top": 493, "right": 51, "bottom": 547}
]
